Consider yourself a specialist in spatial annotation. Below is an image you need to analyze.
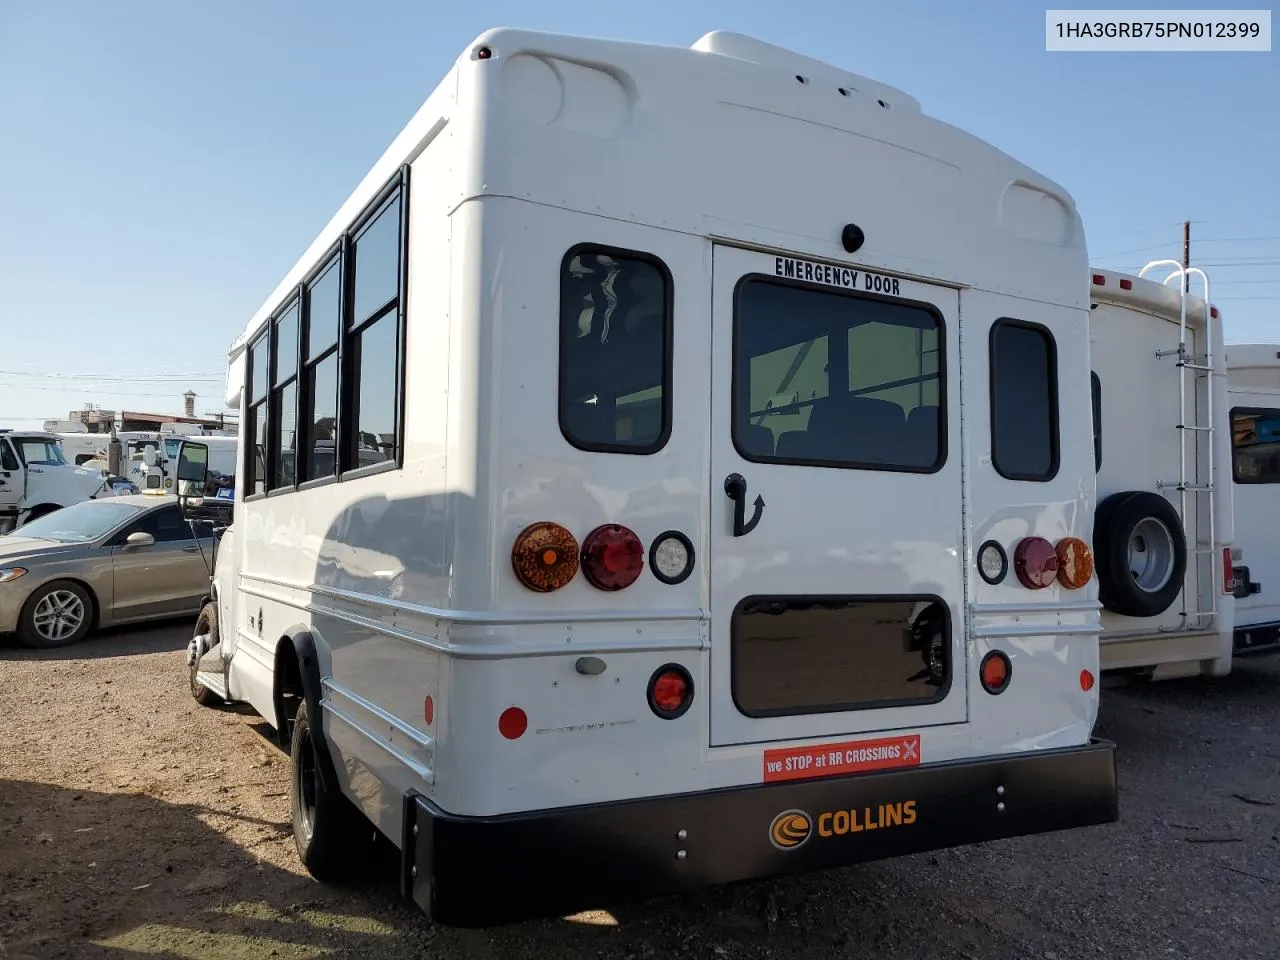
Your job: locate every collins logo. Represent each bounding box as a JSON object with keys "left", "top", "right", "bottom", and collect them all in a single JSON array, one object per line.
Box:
[{"left": 769, "top": 809, "right": 813, "bottom": 850}]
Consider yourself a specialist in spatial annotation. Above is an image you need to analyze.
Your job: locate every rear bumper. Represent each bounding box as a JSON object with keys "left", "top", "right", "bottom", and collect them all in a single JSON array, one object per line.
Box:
[
  {"left": 401, "top": 737, "right": 1118, "bottom": 927},
  {"left": 1235, "top": 621, "right": 1280, "bottom": 656}
]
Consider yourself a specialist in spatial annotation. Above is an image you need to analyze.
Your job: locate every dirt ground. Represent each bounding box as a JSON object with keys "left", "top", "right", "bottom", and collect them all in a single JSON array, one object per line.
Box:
[{"left": 2, "top": 622, "right": 1279, "bottom": 960}]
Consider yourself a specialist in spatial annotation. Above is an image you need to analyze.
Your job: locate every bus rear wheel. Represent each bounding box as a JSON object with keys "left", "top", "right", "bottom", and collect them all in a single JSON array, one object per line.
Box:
[{"left": 288, "top": 699, "right": 362, "bottom": 880}]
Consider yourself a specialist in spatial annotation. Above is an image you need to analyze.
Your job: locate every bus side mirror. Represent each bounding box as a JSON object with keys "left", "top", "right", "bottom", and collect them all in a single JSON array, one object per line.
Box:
[{"left": 177, "top": 441, "right": 209, "bottom": 505}]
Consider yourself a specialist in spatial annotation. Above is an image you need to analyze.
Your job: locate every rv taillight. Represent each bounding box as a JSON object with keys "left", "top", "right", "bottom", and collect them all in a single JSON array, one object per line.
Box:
[
  {"left": 511, "top": 521, "right": 580, "bottom": 592},
  {"left": 1092, "top": 274, "right": 1105, "bottom": 285},
  {"left": 1055, "top": 537, "right": 1094, "bottom": 589},
  {"left": 581, "top": 524, "right": 644, "bottom": 591},
  {"left": 647, "top": 664, "right": 694, "bottom": 718},
  {"left": 1212, "top": 306, "right": 1220, "bottom": 319},
  {"left": 1014, "top": 537, "right": 1059, "bottom": 589},
  {"left": 1119, "top": 278, "right": 1133, "bottom": 290},
  {"left": 1223, "top": 547, "right": 1234, "bottom": 595}
]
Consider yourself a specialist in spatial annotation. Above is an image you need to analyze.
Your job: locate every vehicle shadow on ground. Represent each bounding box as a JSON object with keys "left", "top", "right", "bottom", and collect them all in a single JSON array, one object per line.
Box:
[
  {"left": 0, "top": 618, "right": 196, "bottom": 661},
  {"left": 0, "top": 778, "right": 417, "bottom": 960}
]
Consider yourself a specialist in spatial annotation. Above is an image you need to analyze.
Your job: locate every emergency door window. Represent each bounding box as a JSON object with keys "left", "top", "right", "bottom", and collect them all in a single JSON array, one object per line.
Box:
[
  {"left": 1231, "top": 407, "right": 1280, "bottom": 484},
  {"left": 733, "top": 279, "right": 943, "bottom": 471},
  {"left": 732, "top": 596, "right": 950, "bottom": 717},
  {"left": 559, "top": 246, "right": 671, "bottom": 453}
]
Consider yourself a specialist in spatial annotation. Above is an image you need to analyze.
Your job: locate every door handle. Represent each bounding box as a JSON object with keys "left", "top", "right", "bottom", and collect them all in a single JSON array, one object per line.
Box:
[{"left": 724, "top": 472, "right": 765, "bottom": 537}]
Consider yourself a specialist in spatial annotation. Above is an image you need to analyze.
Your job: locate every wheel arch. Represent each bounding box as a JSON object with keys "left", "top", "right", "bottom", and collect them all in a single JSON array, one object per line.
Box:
[
  {"left": 21, "top": 575, "right": 103, "bottom": 631},
  {"left": 272, "top": 626, "right": 342, "bottom": 795}
]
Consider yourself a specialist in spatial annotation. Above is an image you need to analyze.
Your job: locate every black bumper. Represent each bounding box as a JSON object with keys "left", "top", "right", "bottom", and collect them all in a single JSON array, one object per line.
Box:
[{"left": 401, "top": 738, "right": 1118, "bottom": 928}]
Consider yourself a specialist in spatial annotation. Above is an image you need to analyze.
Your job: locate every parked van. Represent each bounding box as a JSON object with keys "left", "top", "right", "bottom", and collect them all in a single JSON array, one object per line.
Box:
[
  {"left": 182, "top": 27, "right": 1119, "bottom": 927},
  {"left": 1224, "top": 343, "right": 1280, "bottom": 654},
  {"left": 1088, "top": 265, "right": 1235, "bottom": 679}
]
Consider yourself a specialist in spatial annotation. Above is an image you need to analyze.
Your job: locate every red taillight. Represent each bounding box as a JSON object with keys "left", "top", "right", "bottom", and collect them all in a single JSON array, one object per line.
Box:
[
  {"left": 511, "top": 521, "right": 579, "bottom": 592},
  {"left": 647, "top": 664, "right": 694, "bottom": 718},
  {"left": 1092, "top": 273, "right": 1105, "bottom": 285},
  {"left": 1119, "top": 278, "right": 1132, "bottom": 290},
  {"left": 1211, "top": 306, "right": 1219, "bottom": 319},
  {"left": 980, "top": 651, "right": 1011, "bottom": 694},
  {"left": 1223, "top": 547, "right": 1234, "bottom": 595},
  {"left": 498, "top": 706, "right": 527, "bottom": 739},
  {"left": 581, "top": 524, "right": 645, "bottom": 591},
  {"left": 1014, "top": 537, "right": 1059, "bottom": 589},
  {"left": 1080, "top": 669, "right": 1095, "bottom": 692}
]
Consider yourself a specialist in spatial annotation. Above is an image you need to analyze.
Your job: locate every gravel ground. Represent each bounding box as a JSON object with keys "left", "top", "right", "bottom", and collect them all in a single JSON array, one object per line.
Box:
[{"left": 2, "top": 621, "right": 1279, "bottom": 960}]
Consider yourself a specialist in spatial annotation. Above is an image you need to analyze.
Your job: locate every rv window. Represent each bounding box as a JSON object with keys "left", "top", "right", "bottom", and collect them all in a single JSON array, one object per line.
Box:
[
  {"left": 1091, "top": 372, "right": 1102, "bottom": 471},
  {"left": 732, "top": 595, "right": 950, "bottom": 716},
  {"left": 733, "top": 279, "right": 943, "bottom": 472},
  {"left": 990, "top": 320, "right": 1058, "bottom": 482},
  {"left": 559, "top": 246, "right": 671, "bottom": 454},
  {"left": 1231, "top": 406, "right": 1280, "bottom": 484}
]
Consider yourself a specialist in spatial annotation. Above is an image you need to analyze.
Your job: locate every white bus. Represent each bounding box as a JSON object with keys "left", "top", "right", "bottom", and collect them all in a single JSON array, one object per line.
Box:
[
  {"left": 1224, "top": 343, "right": 1280, "bottom": 654},
  {"left": 1088, "top": 265, "right": 1236, "bottom": 679},
  {"left": 183, "top": 27, "right": 1118, "bottom": 926}
]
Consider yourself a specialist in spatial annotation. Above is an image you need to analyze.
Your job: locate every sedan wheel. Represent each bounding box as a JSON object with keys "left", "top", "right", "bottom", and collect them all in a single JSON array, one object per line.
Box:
[{"left": 18, "top": 580, "right": 94, "bottom": 648}]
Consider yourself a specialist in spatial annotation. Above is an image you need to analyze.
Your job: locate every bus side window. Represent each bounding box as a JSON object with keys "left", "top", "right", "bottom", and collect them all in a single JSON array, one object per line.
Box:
[{"left": 559, "top": 245, "right": 672, "bottom": 454}]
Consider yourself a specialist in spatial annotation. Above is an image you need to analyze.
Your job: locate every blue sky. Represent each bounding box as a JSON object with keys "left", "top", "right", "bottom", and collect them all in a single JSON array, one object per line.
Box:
[{"left": 1, "top": 0, "right": 1275, "bottom": 427}]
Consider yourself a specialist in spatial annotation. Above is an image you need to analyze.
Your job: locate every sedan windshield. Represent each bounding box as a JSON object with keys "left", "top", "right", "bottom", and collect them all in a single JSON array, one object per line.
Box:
[
  {"left": 7, "top": 501, "right": 143, "bottom": 543},
  {"left": 17, "top": 440, "right": 68, "bottom": 467}
]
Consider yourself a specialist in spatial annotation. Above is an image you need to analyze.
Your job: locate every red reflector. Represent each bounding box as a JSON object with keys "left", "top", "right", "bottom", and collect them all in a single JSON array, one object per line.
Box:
[
  {"left": 424, "top": 695, "right": 434, "bottom": 726},
  {"left": 647, "top": 663, "right": 694, "bottom": 718},
  {"left": 1119, "top": 278, "right": 1132, "bottom": 290},
  {"left": 1092, "top": 273, "right": 1105, "bottom": 285},
  {"left": 1014, "top": 536, "right": 1059, "bottom": 589},
  {"left": 979, "top": 651, "right": 1011, "bottom": 694},
  {"left": 498, "top": 706, "right": 527, "bottom": 739},
  {"left": 1211, "top": 306, "right": 1219, "bottom": 318},
  {"left": 581, "top": 524, "right": 645, "bottom": 591},
  {"left": 1223, "top": 547, "right": 1234, "bottom": 595},
  {"left": 1080, "top": 669, "right": 1095, "bottom": 692}
]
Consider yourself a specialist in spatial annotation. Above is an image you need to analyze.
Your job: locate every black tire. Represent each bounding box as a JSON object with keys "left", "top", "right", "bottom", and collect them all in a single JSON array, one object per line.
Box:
[
  {"left": 190, "top": 602, "right": 224, "bottom": 707},
  {"left": 1094, "top": 490, "right": 1187, "bottom": 618},
  {"left": 289, "top": 699, "right": 362, "bottom": 881},
  {"left": 17, "top": 579, "right": 94, "bottom": 648}
]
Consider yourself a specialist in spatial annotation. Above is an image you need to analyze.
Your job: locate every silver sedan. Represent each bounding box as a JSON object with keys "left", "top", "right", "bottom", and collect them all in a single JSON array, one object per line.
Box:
[{"left": 0, "top": 494, "right": 213, "bottom": 648}]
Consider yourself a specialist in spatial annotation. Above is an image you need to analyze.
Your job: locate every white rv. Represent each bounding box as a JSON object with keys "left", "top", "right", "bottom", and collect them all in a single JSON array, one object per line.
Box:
[
  {"left": 1088, "top": 265, "right": 1236, "bottom": 679},
  {"left": 0, "top": 430, "right": 113, "bottom": 533},
  {"left": 1224, "top": 343, "right": 1280, "bottom": 654},
  {"left": 184, "top": 28, "right": 1118, "bottom": 926}
]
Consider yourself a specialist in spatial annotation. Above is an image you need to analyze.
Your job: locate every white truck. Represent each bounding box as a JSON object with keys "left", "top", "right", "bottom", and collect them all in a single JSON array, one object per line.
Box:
[
  {"left": 1088, "top": 264, "right": 1236, "bottom": 680},
  {"left": 1223, "top": 343, "right": 1280, "bottom": 655},
  {"left": 181, "top": 27, "right": 1119, "bottom": 927},
  {"left": 0, "top": 430, "right": 113, "bottom": 533}
]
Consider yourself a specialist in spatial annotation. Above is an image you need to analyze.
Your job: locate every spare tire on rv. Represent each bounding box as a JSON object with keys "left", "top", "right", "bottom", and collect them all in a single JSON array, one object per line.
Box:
[{"left": 1093, "top": 491, "right": 1188, "bottom": 619}]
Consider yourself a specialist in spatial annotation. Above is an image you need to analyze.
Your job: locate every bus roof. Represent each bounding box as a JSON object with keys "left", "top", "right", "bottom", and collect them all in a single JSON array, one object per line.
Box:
[{"left": 230, "top": 27, "right": 1087, "bottom": 367}]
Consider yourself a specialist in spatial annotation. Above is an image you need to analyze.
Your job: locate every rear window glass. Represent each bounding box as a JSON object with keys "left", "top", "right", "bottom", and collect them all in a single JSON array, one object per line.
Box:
[
  {"left": 559, "top": 246, "right": 671, "bottom": 453},
  {"left": 1231, "top": 407, "right": 1280, "bottom": 484},
  {"left": 734, "top": 279, "right": 943, "bottom": 472},
  {"left": 732, "top": 596, "right": 950, "bottom": 716},
  {"left": 990, "top": 320, "right": 1059, "bottom": 481}
]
